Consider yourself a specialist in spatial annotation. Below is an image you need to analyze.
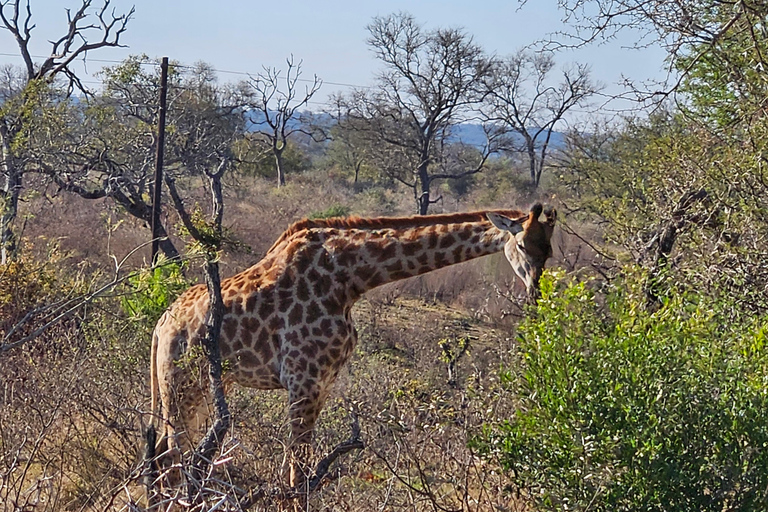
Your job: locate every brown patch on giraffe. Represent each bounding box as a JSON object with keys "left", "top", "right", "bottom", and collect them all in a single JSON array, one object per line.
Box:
[
  {"left": 416, "top": 253, "right": 429, "bottom": 266},
  {"left": 367, "top": 272, "right": 385, "bottom": 288},
  {"left": 378, "top": 241, "right": 398, "bottom": 261},
  {"left": 277, "top": 272, "right": 295, "bottom": 290},
  {"left": 402, "top": 240, "right": 421, "bottom": 256},
  {"left": 238, "top": 351, "right": 259, "bottom": 368},
  {"left": 363, "top": 241, "right": 379, "bottom": 254},
  {"left": 306, "top": 301, "right": 323, "bottom": 324},
  {"left": 241, "top": 327, "right": 253, "bottom": 347},
  {"left": 334, "top": 269, "right": 349, "bottom": 283},
  {"left": 321, "top": 296, "right": 342, "bottom": 316},
  {"left": 457, "top": 226, "right": 473, "bottom": 241},
  {"left": 245, "top": 294, "right": 258, "bottom": 313},
  {"left": 336, "top": 251, "right": 357, "bottom": 267},
  {"left": 439, "top": 233, "right": 456, "bottom": 249},
  {"left": 242, "top": 316, "right": 259, "bottom": 332},
  {"left": 301, "top": 343, "right": 318, "bottom": 358},
  {"left": 296, "top": 278, "right": 310, "bottom": 302},
  {"left": 335, "top": 320, "right": 349, "bottom": 338},
  {"left": 267, "top": 316, "right": 285, "bottom": 331},
  {"left": 319, "top": 318, "right": 333, "bottom": 337},
  {"left": 452, "top": 245, "right": 464, "bottom": 262},
  {"left": 255, "top": 339, "right": 273, "bottom": 361},
  {"left": 223, "top": 317, "right": 238, "bottom": 341},
  {"left": 426, "top": 230, "right": 439, "bottom": 249},
  {"left": 386, "top": 260, "right": 403, "bottom": 273},
  {"left": 434, "top": 252, "right": 449, "bottom": 268},
  {"left": 355, "top": 265, "right": 375, "bottom": 282},
  {"left": 294, "top": 249, "right": 313, "bottom": 274},
  {"left": 312, "top": 274, "right": 333, "bottom": 297},
  {"left": 288, "top": 304, "right": 304, "bottom": 325}
]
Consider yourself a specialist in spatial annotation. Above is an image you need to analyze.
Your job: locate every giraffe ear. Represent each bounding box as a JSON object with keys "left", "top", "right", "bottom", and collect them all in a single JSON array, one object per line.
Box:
[
  {"left": 487, "top": 212, "right": 525, "bottom": 235},
  {"left": 543, "top": 206, "right": 557, "bottom": 226}
]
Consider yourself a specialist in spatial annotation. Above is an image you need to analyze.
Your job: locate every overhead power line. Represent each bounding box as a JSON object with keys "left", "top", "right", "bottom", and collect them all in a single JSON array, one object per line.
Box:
[{"left": 0, "top": 52, "right": 369, "bottom": 89}]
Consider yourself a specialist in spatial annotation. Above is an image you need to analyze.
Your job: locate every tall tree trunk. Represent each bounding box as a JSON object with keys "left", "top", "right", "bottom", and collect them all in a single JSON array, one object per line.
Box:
[
  {"left": 275, "top": 146, "right": 286, "bottom": 188},
  {"left": 527, "top": 142, "right": 539, "bottom": 188},
  {"left": 417, "top": 161, "right": 431, "bottom": 215},
  {"left": 0, "top": 125, "right": 20, "bottom": 265}
]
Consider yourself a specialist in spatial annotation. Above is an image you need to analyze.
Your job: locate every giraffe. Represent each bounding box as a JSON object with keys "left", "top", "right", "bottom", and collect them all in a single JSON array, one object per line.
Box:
[{"left": 148, "top": 203, "right": 556, "bottom": 491}]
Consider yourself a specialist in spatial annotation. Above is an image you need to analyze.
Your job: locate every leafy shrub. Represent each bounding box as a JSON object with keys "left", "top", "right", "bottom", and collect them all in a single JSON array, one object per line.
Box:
[
  {"left": 475, "top": 270, "right": 768, "bottom": 511},
  {"left": 120, "top": 260, "right": 189, "bottom": 328},
  {"left": 308, "top": 204, "right": 351, "bottom": 219}
]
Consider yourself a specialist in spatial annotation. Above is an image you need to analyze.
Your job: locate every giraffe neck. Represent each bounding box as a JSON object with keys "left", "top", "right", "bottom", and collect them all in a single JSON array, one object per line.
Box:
[{"left": 320, "top": 219, "right": 507, "bottom": 300}]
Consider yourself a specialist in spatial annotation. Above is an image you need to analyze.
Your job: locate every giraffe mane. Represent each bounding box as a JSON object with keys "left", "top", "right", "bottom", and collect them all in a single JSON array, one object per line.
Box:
[{"left": 266, "top": 209, "right": 527, "bottom": 255}]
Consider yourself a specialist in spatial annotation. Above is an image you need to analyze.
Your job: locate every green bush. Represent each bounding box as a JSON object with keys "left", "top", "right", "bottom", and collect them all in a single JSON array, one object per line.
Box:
[
  {"left": 308, "top": 204, "right": 351, "bottom": 219},
  {"left": 120, "top": 261, "right": 189, "bottom": 328},
  {"left": 475, "top": 270, "right": 768, "bottom": 511}
]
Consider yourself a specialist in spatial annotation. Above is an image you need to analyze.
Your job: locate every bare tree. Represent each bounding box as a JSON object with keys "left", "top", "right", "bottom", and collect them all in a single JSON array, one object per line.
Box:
[
  {"left": 27, "top": 57, "right": 250, "bottom": 261},
  {"left": 247, "top": 56, "right": 322, "bottom": 187},
  {"left": 337, "top": 12, "right": 496, "bottom": 215},
  {"left": 483, "top": 51, "right": 600, "bottom": 188},
  {"left": 0, "top": 0, "right": 133, "bottom": 264}
]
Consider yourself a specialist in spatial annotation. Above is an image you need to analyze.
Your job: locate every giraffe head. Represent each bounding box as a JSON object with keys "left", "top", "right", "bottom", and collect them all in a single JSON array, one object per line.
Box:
[{"left": 488, "top": 203, "right": 557, "bottom": 300}]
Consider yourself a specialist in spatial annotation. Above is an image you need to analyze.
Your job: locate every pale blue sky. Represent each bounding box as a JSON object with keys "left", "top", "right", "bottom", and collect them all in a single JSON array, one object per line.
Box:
[{"left": 2, "top": 0, "right": 668, "bottom": 116}]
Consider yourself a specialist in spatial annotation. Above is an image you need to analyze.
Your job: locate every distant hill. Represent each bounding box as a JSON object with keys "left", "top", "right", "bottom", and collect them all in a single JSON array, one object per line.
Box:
[
  {"left": 450, "top": 123, "right": 566, "bottom": 150},
  {"left": 246, "top": 110, "right": 566, "bottom": 150}
]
